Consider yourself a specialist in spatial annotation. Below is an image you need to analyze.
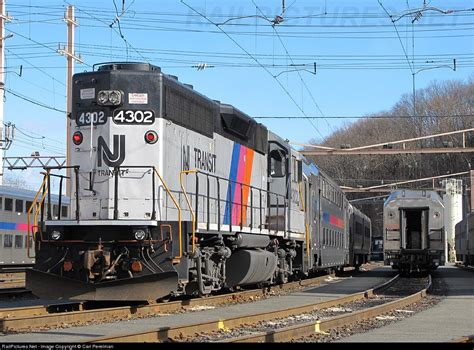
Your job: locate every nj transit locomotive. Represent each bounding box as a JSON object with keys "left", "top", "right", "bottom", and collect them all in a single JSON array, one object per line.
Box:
[
  {"left": 26, "top": 63, "right": 371, "bottom": 301},
  {"left": 383, "top": 190, "right": 445, "bottom": 273}
]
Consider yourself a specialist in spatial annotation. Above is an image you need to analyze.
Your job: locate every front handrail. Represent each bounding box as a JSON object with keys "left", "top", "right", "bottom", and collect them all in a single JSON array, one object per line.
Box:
[
  {"left": 26, "top": 170, "right": 50, "bottom": 258},
  {"left": 154, "top": 168, "right": 183, "bottom": 260},
  {"left": 180, "top": 170, "right": 197, "bottom": 254}
]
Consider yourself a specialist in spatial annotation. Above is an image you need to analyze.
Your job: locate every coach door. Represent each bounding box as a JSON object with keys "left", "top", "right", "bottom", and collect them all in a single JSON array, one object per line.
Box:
[{"left": 267, "top": 141, "right": 289, "bottom": 232}]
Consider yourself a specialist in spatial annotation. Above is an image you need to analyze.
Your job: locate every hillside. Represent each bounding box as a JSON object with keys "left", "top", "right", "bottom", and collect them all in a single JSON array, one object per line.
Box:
[{"left": 308, "top": 77, "right": 474, "bottom": 238}]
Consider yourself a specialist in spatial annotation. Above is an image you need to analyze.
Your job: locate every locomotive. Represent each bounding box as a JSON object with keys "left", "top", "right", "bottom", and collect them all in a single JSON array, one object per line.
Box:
[
  {"left": 26, "top": 62, "right": 371, "bottom": 301},
  {"left": 383, "top": 189, "right": 446, "bottom": 273}
]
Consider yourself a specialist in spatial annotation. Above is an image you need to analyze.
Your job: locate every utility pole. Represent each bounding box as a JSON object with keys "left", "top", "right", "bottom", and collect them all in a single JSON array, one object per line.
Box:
[
  {"left": 0, "top": 0, "right": 12, "bottom": 186},
  {"left": 57, "top": 5, "right": 82, "bottom": 195}
]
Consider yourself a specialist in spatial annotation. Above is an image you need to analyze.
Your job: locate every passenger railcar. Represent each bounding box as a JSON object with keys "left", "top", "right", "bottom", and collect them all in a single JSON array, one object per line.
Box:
[
  {"left": 383, "top": 189, "right": 445, "bottom": 273},
  {"left": 0, "top": 185, "right": 69, "bottom": 269},
  {"left": 455, "top": 213, "right": 474, "bottom": 266},
  {"left": 26, "top": 62, "right": 371, "bottom": 301},
  {"left": 348, "top": 204, "right": 371, "bottom": 268}
]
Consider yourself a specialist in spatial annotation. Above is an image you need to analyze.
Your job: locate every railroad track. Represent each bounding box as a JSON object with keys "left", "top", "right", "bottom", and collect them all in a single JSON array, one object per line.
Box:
[
  {"left": 85, "top": 274, "right": 433, "bottom": 343},
  {"left": 0, "top": 272, "right": 339, "bottom": 333}
]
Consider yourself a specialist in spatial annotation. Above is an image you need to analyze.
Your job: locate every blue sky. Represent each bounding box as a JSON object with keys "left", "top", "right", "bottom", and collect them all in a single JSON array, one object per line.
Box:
[{"left": 2, "top": 0, "right": 473, "bottom": 187}]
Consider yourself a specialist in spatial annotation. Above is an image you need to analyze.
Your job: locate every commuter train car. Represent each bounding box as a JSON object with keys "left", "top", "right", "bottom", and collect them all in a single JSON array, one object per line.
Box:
[
  {"left": 455, "top": 213, "right": 474, "bottom": 266},
  {"left": 26, "top": 62, "right": 371, "bottom": 301},
  {"left": 0, "top": 185, "right": 69, "bottom": 269},
  {"left": 383, "top": 189, "right": 445, "bottom": 273},
  {"left": 348, "top": 204, "right": 371, "bottom": 268}
]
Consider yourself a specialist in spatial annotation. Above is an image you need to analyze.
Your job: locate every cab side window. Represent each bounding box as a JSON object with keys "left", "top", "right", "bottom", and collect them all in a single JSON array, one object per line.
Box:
[{"left": 270, "top": 149, "right": 286, "bottom": 177}]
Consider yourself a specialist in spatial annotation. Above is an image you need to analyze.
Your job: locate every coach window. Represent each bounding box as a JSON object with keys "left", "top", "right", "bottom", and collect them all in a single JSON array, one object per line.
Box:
[
  {"left": 3, "top": 234, "right": 12, "bottom": 248},
  {"left": 14, "top": 235, "right": 23, "bottom": 249},
  {"left": 25, "top": 201, "right": 33, "bottom": 214},
  {"left": 61, "top": 206, "right": 68, "bottom": 218},
  {"left": 53, "top": 205, "right": 59, "bottom": 218},
  {"left": 4, "top": 198, "right": 12, "bottom": 211},
  {"left": 15, "top": 199, "right": 23, "bottom": 213},
  {"left": 270, "top": 149, "right": 286, "bottom": 177},
  {"left": 0, "top": 197, "right": 2, "bottom": 210}
]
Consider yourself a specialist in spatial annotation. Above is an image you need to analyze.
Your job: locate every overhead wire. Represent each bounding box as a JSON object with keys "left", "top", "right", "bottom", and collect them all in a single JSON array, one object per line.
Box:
[
  {"left": 4, "top": 88, "right": 66, "bottom": 114},
  {"left": 180, "top": 0, "right": 323, "bottom": 138},
  {"left": 73, "top": 2, "right": 150, "bottom": 64},
  {"left": 252, "top": 0, "right": 330, "bottom": 138},
  {"left": 254, "top": 114, "right": 474, "bottom": 119}
]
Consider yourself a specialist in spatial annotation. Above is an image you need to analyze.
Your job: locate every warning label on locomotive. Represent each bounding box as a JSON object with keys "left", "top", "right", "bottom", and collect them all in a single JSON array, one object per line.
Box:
[
  {"left": 128, "top": 93, "right": 148, "bottom": 104},
  {"left": 80, "top": 88, "right": 95, "bottom": 100}
]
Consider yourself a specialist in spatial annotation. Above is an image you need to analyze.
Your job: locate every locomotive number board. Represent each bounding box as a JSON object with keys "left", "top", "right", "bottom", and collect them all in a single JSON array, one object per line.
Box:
[
  {"left": 76, "top": 110, "right": 107, "bottom": 126},
  {"left": 113, "top": 109, "right": 155, "bottom": 125}
]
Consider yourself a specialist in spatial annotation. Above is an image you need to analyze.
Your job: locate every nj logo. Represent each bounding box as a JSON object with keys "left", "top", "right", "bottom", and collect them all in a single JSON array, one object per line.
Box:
[{"left": 98, "top": 135, "right": 125, "bottom": 167}]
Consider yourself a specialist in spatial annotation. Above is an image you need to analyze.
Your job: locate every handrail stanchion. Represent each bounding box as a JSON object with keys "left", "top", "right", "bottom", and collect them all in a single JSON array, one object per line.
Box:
[
  {"left": 259, "top": 189, "right": 263, "bottom": 232},
  {"left": 206, "top": 174, "right": 210, "bottom": 232},
  {"left": 113, "top": 167, "right": 119, "bottom": 220},
  {"left": 27, "top": 174, "right": 49, "bottom": 259},
  {"left": 46, "top": 174, "right": 52, "bottom": 220},
  {"left": 156, "top": 169, "right": 183, "bottom": 259},
  {"left": 240, "top": 184, "right": 243, "bottom": 230},
  {"left": 250, "top": 187, "right": 253, "bottom": 230},
  {"left": 40, "top": 181, "right": 45, "bottom": 223},
  {"left": 58, "top": 176, "right": 64, "bottom": 220},
  {"left": 228, "top": 182, "right": 233, "bottom": 232},
  {"left": 180, "top": 170, "right": 197, "bottom": 254},
  {"left": 151, "top": 168, "right": 156, "bottom": 220},
  {"left": 217, "top": 178, "right": 221, "bottom": 231},
  {"left": 74, "top": 167, "right": 80, "bottom": 221},
  {"left": 195, "top": 172, "right": 199, "bottom": 230},
  {"left": 276, "top": 195, "right": 279, "bottom": 233}
]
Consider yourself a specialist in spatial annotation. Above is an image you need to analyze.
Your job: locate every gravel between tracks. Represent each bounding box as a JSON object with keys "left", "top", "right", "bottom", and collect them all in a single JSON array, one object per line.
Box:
[
  {"left": 175, "top": 276, "right": 439, "bottom": 343},
  {"left": 296, "top": 275, "right": 447, "bottom": 343}
]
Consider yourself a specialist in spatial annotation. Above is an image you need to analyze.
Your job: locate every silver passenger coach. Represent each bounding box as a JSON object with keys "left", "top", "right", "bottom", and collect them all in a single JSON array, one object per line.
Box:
[{"left": 383, "top": 189, "right": 445, "bottom": 273}]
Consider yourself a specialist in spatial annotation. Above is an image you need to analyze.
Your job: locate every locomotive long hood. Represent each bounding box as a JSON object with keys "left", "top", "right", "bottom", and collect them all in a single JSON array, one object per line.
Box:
[{"left": 26, "top": 269, "right": 178, "bottom": 301}]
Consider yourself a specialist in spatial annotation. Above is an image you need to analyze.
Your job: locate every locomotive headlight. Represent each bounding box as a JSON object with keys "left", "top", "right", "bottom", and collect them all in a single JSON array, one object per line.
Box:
[
  {"left": 97, "top": 90, "right": 109, "bottom": 105},
  {"left": 96, "top": 90, "right": 122, "bottom": 106},
  {"left": 134, "top": 229, "right": 146, "bottom": 241},
  {"left": 108, "top": 91, "right": 121, "bottom": 105},
  {"left": 50, "top": 230, "right": 62, "bottom": 240}
]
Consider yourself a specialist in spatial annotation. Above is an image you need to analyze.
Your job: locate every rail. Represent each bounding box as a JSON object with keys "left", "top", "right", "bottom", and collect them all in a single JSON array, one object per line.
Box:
[{"left": 179, "top": 169, "right": 288, "bottom": 235}]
